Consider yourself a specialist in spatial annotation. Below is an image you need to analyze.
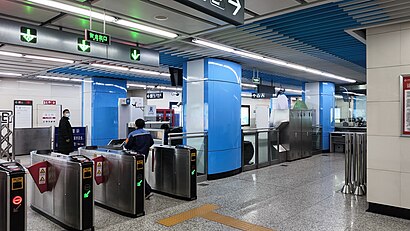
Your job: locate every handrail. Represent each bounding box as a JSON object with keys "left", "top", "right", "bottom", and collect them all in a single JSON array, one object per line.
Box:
[
  {"left": 168, "top": 131, "right": 208, "bottom": 136},
  {"left": 242, "top": 127, "right": 277, "bottom": 133},
  {"left": 168, "top": 135, "right": 207, "bottom": 140}
]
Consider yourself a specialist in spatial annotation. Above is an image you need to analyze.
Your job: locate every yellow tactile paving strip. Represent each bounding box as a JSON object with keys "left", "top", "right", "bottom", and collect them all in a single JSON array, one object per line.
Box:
[{"left": 157, "top": 204, "right": 275, "bottom": 231}]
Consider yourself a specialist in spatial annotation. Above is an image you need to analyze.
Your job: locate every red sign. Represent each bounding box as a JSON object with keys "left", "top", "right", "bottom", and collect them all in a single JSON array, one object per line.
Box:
[
  {"left": 28, "top": 161, "right": 49, "bottom": 193},
  {"left": 93, "top": 156, "right": 105, "bottom": 185},
  {"left": 43, "top": 100, "right": 56, "bottom": 105},
  {"left": 12, "top": 196, "right": 22, "bottom": 205},
  {"left": 403, "top": 76, "right": 410, "bottom": 135}
]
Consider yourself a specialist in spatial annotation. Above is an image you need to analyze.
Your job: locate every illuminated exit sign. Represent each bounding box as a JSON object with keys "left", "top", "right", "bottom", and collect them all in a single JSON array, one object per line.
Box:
[
  {"left": 20, "top": 27, "right": 37, "bottom": 43},
  {"left": 85, "top": 29, "right": 110, "bottom": 45}
]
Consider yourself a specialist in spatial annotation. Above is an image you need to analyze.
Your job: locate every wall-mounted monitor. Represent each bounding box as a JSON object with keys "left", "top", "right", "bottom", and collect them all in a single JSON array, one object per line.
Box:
[
  {"left": 169, "top": 67, "right": 183, "bottom": 86},
  {"left": 241, "top": 105, "right": 250, "bottom": 127}
]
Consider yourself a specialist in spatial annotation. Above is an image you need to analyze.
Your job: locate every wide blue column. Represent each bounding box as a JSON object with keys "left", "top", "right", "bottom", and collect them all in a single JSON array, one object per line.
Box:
[
  {"left": 304, "top": 82, "right": 335, "bottom": 151},
  {"left": 83, "top": 77, "right": 127, "bottom": 146},
  {"left": 183, "top": 58, "right": 242, "bottom": 179}
]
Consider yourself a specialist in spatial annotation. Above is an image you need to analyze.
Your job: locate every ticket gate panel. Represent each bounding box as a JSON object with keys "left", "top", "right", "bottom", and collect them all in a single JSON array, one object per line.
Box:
[
  {"left": 0, "top": 161, "right": 27, "bottom": 231},
  {"left": 147, "top": 145, "right": 197, "bottom": 200},
  {"left": 30, "top": 151, "right": 94, "bottom": 231},
  {"left": 78, "top": 147, "right": 145, "bottom": 217}
]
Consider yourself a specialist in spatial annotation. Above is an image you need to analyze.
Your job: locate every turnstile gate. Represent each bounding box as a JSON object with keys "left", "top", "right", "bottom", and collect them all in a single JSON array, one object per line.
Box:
[
  {"left": 0, "top": 160, "right": 26, "bottom": 231},
  {"left": 78, "top": 147, "right": 145, "bottom": 217},
  {"left": 29, "top": 150, "right": 94, "bottom": 231},
  {"left": 147, "top": 145, "right": 197, "bottom": 200}
]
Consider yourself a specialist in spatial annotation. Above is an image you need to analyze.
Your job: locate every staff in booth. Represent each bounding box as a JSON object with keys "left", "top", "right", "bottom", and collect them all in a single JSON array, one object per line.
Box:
[{"left": 58, "top": 109, "right": 74, "bottom": 155}]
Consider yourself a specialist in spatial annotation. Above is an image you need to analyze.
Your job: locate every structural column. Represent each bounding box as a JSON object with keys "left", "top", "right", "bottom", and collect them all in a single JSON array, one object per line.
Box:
[
  {"left": 83, "top": 77, "right": 127, "bottom": 146},
  {"left": 304, "top": 82, "right": 335, "bottom": 151},
  {"left": 183, "top": 58, "right": 242, "bottom": 179}
]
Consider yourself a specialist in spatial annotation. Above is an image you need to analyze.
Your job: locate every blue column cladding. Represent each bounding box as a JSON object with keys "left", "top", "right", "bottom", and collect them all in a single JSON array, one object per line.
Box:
[
  {"left": 91, "top": 77, "right": 127, "bottom": 146},
  {"left": 319, "top": 82, "right": 335, "bottom": 151},
  {"left": 205, "top": 58, "right": 242, "bottom": 175}
]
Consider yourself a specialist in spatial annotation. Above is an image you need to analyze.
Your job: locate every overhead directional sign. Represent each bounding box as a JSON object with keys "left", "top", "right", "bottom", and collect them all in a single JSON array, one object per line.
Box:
[
  {"left": 20, "top": 27, "right": 37, "bottom": 43},
  {"left": 175, "top": 0, "right": 244, "bottom": 25},
  {"left": 77, "top": 38, "right": 91, "bottom": 52},
  {"left": 0, "top": 19, "right": 159, "bottom": 66},
  {"left": 130, "top": 48, "right": 141, "bottom": 61},
  {"left": 85, "top": 29, "right": 110, "bottom": 45}
]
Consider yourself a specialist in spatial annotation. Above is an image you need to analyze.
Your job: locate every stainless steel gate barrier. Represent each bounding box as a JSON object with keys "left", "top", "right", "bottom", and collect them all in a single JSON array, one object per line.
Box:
[
  {"left": 78, "top": 147, "right": 145, "bottom": 218},
  {"left": 29, "top": 151, "right": 94, "bottom": 231},
  {"left": 0, "top": 160, "right": 27, "bottom": 231},
  {"left": 341, "top": 132, "right": 367, "bottom": 196}
]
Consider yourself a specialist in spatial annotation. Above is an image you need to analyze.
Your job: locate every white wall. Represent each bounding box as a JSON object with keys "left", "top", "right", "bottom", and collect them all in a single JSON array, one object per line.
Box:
[
  {"left": 241, "top": 97, "right": 270, "bottom": 128},
  {"left": 366, "top": 22, "right": 410, "bottom": 208},
  {"left": 0, "top": 78, "right": 82, "bottom": 127}
]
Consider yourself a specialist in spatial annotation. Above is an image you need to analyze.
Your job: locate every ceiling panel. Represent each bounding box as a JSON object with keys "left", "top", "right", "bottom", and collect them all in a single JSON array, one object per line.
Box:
[
  {"left": 0, "top": 0, "right": 60, "bottom": 23},
  {"left": 51, "top": 15, "right": 165, "bottom": 45},
  {"left": 245, "top": 0, "right": 301, "bottom": 15},
  {"left": 93, "top": 0, "right": 217, "bottom": 34},
  {"left": 150, "top": 0, "right": 227, "bottom": 25}
]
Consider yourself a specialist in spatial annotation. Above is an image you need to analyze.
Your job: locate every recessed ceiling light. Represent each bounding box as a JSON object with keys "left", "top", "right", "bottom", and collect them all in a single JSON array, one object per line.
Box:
[{"left": 154, "top": 15, "right": 168, "bottom": 21}]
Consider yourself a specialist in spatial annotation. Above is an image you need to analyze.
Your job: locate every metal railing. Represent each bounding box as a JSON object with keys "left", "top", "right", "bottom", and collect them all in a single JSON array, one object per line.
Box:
[{"left": 341, "top": 132, "right": 367, "bottom": 196}]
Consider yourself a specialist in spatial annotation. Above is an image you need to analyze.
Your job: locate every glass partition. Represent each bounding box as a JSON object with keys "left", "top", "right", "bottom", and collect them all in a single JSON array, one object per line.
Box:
[
  {"left": 243, "top": 132, "right": 257, "bottom": 170},
  {"left": 257, "top": 131, "right": 269, "bottom": 167}
]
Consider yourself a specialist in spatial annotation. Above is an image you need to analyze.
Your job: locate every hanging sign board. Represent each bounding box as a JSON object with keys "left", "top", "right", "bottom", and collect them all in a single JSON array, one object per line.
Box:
[
  {"left": 175, "top": 0, "right": 244, "bottom": 25},
  {"left": 14, "top": 100, "right": 33, "bottom": 128},
  {"left": 147, "top": 92, "right": 164, "bottom": 99},
  {"left": 401, "top": 75, "right": 410, "bottom": 136},
  {"left": 85, "top": 29, "right": 111, "bottom": 45},
  {"left": 251, "top": 93, "right": 273, "bottom": 99}
]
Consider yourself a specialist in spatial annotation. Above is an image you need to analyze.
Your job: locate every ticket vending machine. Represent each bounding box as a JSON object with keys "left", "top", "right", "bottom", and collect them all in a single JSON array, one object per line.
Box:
[{"left": 0, "top": 161, "right": 27, "bottom": 231}]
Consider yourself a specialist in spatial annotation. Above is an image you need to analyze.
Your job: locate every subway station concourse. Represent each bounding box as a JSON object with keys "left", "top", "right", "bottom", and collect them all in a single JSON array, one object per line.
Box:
[{"left": 0, "top": 0, "right": 409, "bottom": 230}]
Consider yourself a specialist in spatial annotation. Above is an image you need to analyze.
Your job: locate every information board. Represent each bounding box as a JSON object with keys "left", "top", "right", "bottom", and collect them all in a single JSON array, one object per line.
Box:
[
  {"left": 54, "top": 127, "right": 87, "bottom": 151},
  {"left": 14, "top": 100, "right": 33, "bottom": 128},
  {"left": 402, "top": 75, "right": 410, "bottom": 136}
]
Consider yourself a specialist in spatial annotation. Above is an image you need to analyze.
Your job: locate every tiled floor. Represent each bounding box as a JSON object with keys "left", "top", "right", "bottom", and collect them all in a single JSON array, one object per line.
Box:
[{"left": 13, "top": 153, "right": 410, "bottom": 230}]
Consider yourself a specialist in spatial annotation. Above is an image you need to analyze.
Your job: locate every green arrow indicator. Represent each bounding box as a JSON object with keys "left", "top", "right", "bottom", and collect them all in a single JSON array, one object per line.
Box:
[
  {"left": 78, "top": 39, "right": 90, "bottom": 52},
  {"left": 20, "top": 27, "right": 37, "bottom": 43},
  {"left": 191, "top": 170, "right": 196, "bottom": 176},
  {"left": 137, "top": 180, "right": 142, "bottom": 187},
  {"left": 130, "top": 49, "right": 141, "bottom": 61},
  {"left": 84, "top": 190, "right": 91, "bottom": 199}
]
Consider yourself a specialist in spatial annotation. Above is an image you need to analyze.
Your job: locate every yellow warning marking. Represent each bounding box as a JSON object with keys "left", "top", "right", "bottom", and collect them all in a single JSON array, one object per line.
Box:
[
  {"left": 97, "top": 162, "right": 102, "bottom": 167},
  {"left": 40, "top": 168, "right": 46, "bottom": 174},
  {"left": 158, "top": 204, "right": 219, "bottom": 227},
  {"left": 157, "top": 204, "right": 274, "bottom": 231},
  {"left": 11, "top": 177, "right": 24, "bottom": 190},
  {"left": 202, "top": 212, "right": 273, "bottom": 231}
]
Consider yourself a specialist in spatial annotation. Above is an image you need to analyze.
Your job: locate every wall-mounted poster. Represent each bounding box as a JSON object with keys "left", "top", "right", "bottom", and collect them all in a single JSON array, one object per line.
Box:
[
  {"left": 401, "top": 75, "right": 410, "bottom": 136},
  {"left": 14, "top": 100, "right": 33, "bottom": 128}
]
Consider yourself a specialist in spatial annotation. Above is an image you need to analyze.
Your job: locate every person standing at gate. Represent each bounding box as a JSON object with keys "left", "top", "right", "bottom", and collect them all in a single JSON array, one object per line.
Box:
[
  {"left": 58, "top": 109, "right": 74, "bottom": 155},
  {"left": 125, "top": 118, "right": 154, "bottom": 199}
]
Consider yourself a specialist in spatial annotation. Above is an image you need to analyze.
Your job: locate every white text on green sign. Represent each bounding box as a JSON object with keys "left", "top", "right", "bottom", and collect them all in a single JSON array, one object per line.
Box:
[
  {"left": 130, "top": 48, "right": 141, "bottom": 61},
  {"left": 85, "top": 29, "right": 110, "bottom": 45}
]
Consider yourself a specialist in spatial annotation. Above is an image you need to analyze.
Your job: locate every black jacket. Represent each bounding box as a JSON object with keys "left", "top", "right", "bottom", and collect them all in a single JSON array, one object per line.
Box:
[
  {"left": 125, "top": 131, "right": 154, "bottom": 157},
  {"left": 58, "top": 117, "right": 74, "bottom": 154}
]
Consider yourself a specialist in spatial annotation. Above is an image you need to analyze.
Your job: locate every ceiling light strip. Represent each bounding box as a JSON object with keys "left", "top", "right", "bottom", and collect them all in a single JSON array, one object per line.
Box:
[
  {"left": 29, "top": 0, "right": 178, "bottom": 38},
  {"left": 192, "top": 39, "right": 356, "bottom": 83}
]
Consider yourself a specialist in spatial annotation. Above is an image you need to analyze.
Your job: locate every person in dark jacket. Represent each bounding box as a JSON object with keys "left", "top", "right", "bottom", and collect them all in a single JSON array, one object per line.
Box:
[
  {"left": 125, "top": 119, "right": 154, "bottom": 199},
  {"left": 58, "top": 109, "right": 74, "bottom": 154}
]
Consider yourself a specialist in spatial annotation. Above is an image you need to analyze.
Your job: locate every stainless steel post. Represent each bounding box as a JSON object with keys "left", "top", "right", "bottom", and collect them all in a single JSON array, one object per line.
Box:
[
  {"left": 354, "top": 133, "right": 365, "bottom": 196},
  {"left": 341, "top": 133, "right": 353, "bottom": 194}
]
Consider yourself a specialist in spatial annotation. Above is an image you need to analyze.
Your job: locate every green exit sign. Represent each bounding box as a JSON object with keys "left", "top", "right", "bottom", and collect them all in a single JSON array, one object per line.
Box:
[
  {"left": 20, "top": 27, "right": 37, "bottom": 43},
  {"left": 77, "top": 38, "right": 91, "bottom": 52},
  {"left": 85, "top": 29, "right": 110, "bottom": 45},
  {"left": 130, "top": 48, "right": 141, "bottom": 61}
]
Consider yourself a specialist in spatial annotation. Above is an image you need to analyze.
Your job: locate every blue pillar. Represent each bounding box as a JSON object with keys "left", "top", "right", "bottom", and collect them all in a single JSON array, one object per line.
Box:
[
  {"left": 83, "top": 77, "right": 127, "bottom": 146},
  {"left": 183, "top": 58, "right": 242, "bottom": 179}
]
